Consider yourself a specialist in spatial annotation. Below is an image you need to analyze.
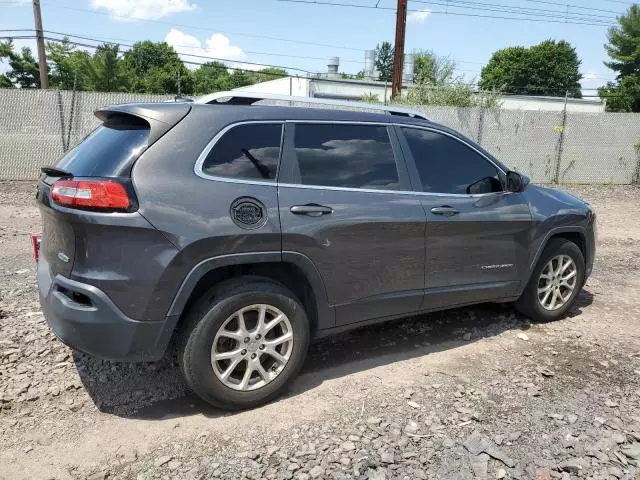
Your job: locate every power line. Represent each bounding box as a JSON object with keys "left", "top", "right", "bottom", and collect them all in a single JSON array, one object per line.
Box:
[
  {"left": 1, "top": 29, "right": 619, "bottom": 81},
  {"left": 270, "top": 0, "right": 616, "bottom": 26},
  {"left": 37, "top": 1, "right": 368, "bottom": 52},
  {"left": 410, "top": 0, "right": 617, "bottom": 22}
]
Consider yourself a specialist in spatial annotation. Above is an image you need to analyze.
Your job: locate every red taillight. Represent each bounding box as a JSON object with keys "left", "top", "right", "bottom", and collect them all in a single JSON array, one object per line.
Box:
[{"left": 51, "top": 179, "right": 130, "bottom": 210}]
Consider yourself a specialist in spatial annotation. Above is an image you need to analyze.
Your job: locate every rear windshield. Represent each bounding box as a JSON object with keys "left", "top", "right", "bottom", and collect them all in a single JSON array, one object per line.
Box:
[{"left": 56, "top": 116, "right": 149, "bottom": 177}]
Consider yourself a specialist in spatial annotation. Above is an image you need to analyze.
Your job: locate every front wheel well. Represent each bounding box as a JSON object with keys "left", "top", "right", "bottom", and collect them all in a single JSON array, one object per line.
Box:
[
  {"left": 178, "top": 262, "right": 318, "bottom": 335},
  {"left": 551, "top": 231, "right": 586, "bottom": 260}
]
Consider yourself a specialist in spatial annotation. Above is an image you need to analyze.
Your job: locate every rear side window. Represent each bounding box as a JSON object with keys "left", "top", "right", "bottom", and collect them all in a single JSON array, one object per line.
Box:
[
  {"left": 401, "top": 128, "right": 503, "bottom": 195},
  {"left": 293, "top": 124, "right": 399, "bottom": 190},
  {"left": 202, "top": 123, "right": 282, "bottom": 181},
  {"left": 57, "top": 116, "right": 149, "bottom": 177}
]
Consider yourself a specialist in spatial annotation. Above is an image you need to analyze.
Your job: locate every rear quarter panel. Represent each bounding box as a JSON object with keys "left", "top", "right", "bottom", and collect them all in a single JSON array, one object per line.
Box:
[{"left": 132, "top": 108, "right": 282, "bottom": 317}]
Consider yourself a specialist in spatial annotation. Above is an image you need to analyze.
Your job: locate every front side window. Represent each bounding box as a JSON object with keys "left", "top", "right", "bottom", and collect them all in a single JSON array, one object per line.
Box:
[
  {"left": 202, "top": 123, "right": 282, "bottom": 181},
  {"left": 401, "top": 127, "right": 503, "bottom": 195},
  {"left": 293, "top": 124, "right": 400, "bottom": 190}
]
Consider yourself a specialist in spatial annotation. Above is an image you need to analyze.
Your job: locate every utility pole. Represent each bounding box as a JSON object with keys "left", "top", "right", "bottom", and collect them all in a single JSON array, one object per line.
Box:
[
  {"left": 32, "top": 0, "right": 48, "bottom": 89},
  {"left": 391, "top": 0, "right": 407, "bottom": 99}
]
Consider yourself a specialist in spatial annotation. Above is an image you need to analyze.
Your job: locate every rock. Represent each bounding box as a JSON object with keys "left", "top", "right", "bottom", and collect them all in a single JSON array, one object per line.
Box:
[
  {"left": 469, "top": 453, "right": 489, "bottom": 479},
  {"left": 341, "top": 441, "right": 356, "bottom": 452},
  {"left": 368, "top": 470, "right": 386, "bottom": 480},
  {"left": 484, "top": 446, "right": 516, "bottom": 468},
  {"left": 296, "top": 473, "right": 310, "bottom": 480},
  {"left": 537, "top": 368, "right": 555, "bottom": 378},
  {"left": 495, "top": 468, "right": 506, "bottom": 479},
  {"left": 608, "top": 466, "right": 623, "bottom": 478},
  {"left": 366, "top": 417, "right": 381, "bottom": 426},
  {"left": 463, "top": 431, "right": 491, "bottom": 456},
  {"left": 403, "top": 389, "right": 414, "bottom": 399},
  {"left": 404, "top": 420, "right": 418, "bottom": 435},
  {"left": 287, "top": 463, "right": 300, "bottom": 471},
  {"left": 443, "top": 438, "right": 455, "bottom": 449},
  {"left": 47, "top": 385, "right": 60, "bottom": 396},
  {"left": 348, "top": 435, "right": 360, "bottom": 442},
  {"left": 507, "top": 431, "right": 522, "bottom": 442},
  {"left": 463, "top": 333, "right": 472, "bottom": 341},
  {"left": 566, "top": 414, "right": 578, "bottom": 424},
  {"left": 86, "top": 471, "right": 107, "bottom": 480},
  {"left": 613, "top": 433, "right": 626, "bottom": 444},
  {"left": 605, "top": 399, "right": 619, "bottom": 408},
  {"left": 154, "top": 455, "right": 173, "bottom": 467},
  {"left": 167, "top": 461, "right": 182, "bottom": 471},
  {"left": 309, "top": 466, "right": 324, "bottom": 479},
  {"left": 407, "top": 401, "right": 420, "bottom": 409},
  {"left": 380, "top": 450, "right": 395, "bottom": 464},
  {"left": 558, "top": 459, "right": 583, "bottom": 474},
  {"left": 267, "top": 446, "right": 280, "bottom": 456},
  {"left": 517, "top": 333, "right": 529, "bottom": 341},
  {"left": 621, "top": 443, "right": 640, "bottom": 460}
]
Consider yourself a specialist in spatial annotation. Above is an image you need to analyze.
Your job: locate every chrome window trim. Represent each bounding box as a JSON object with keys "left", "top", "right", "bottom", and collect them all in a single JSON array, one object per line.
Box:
[
  {"left": 193, "top": 119, "right": 510, "bottom": 199},
  {"left": 194, "top": 120, "right": 285, "bottom": 184}
]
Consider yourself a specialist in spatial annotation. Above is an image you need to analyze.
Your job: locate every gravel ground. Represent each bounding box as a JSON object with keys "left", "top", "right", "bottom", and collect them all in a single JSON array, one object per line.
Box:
[{"left": 1, "top": 180, "right": 639, "bottom": 480}]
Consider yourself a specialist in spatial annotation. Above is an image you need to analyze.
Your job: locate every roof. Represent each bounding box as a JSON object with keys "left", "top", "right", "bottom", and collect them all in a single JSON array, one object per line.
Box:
[{"left": 194, "top": 91, "right": 432, "bottom": 121}]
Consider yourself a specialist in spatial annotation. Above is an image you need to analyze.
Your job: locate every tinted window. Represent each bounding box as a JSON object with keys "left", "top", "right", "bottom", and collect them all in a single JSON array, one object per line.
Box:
[
  {"left": 294, "top": 124, "right": 400, "bottom": 190},
  {"left": 402, "top": 128, "right": 502, "bottom": 195},
  {"left": 202, "top": 123, "right": 282, "bottom": 181},
  {"left": 57, "top": 117, "right": 149, "bottom": 177}
]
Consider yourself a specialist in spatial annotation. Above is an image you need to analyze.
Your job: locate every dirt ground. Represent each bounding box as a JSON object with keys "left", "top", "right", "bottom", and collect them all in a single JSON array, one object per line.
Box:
[{"left": 1, "top": 181, "right": 639, "bottom": 480}]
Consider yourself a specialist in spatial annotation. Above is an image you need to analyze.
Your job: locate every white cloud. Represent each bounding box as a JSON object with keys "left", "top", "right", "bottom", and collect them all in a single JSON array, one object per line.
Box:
[
  {"left": 408, "top": 9, "right": 431, "bottom": 24},
  {"left": 164, "top": 28, "right": 266, "bottom": 71},
  {"left": 583, "top": 71, "right": 596, "bottom": 80},
  {"left": 89, "top": 0, "right": 197, "bottom": 21}
]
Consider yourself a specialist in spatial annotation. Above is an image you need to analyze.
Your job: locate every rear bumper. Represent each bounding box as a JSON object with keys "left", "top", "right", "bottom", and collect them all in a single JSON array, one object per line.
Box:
[{"left": 37, "top": 257, "right": 174, "bottom": 362}]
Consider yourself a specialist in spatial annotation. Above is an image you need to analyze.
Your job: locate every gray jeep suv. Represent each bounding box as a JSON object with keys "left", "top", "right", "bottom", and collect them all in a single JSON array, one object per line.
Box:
[{"left": 36, "top": 92, "right": 596, "bottom": 409}]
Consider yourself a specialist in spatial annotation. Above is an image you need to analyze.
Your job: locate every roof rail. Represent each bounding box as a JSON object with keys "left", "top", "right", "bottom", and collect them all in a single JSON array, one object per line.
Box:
[{"left": 194, "top": 91, "right": 431, "bottom": 121}]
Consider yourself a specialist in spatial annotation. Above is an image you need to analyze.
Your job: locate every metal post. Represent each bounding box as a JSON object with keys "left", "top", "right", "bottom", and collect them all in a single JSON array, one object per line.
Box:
[
  {"left": 391, "top": 0, "right": 407, "bottom": 100},
  {"left": 553, "top": 90, "right": 569, "bottom": 184},
  {"left": 477, "top": 107, "right": 486, "bottom": 145},
  {"left": 32, "top": 0, "right": 48, "bottom": 89},
  {"left": 384, "top": 81, "right": 389, "bottom": 105}
]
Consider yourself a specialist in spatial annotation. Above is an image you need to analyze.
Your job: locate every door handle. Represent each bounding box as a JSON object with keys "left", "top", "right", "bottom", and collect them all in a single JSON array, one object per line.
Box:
[
  {"left": 290, "top": 204, "right": 333, "bottom": 217},
  {"left": 431, "top": 206, "right": 460, "bottom": 216}
]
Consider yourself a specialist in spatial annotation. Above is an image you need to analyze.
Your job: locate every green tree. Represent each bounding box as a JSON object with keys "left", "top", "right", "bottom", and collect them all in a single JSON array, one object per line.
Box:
[
  {"left": 480, "top": 39, "right": 582, "bottom": 97},
  {"left": 193, "top": 61, "right": 231, "bottom": 94},
  {"left": 374, "top": 41, "right": 394, "bottom": 82},
  {"left": 413, "top": 50, "right": 457, "bottom": 85},
  {"left": 250, "top": 67, "right": 287, "bottom": 83},
  {"left": 599, "top": 5, "right": 640, "bottom": 111},
  {"left": 599, "top": 76, "right": 640, "bottom": 112},
  {"left": 0, "top": 41, "right": 13, "bottom": 87},
  {"left": 47, "top": 39, "right": 94, "bottom": 90},
  {"left": 122, "top": 41, "right": 192, "bottom": 94},
  {"left": 6, "top": 45, "right": 40, "bottom": 88},
  {"left": 90, "top": 43, "right": 129, "bottom": 92}
]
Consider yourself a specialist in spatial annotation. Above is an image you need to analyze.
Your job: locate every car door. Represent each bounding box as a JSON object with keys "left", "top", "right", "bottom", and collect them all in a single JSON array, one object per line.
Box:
[
  {"left": 396, "top": 125, "right": 533, "bottom": 310},
  {"left": 278, "top": 121, "right": 426, "bottom": 327}
]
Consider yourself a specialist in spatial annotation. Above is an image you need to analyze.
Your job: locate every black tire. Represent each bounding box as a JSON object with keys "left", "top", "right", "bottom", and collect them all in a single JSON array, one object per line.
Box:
[
  {"left": 178, "top": 277, "right": 310, "bottom": 410},
  {"left": 516, "top": 238, "right": 585, "bottom": 322}
]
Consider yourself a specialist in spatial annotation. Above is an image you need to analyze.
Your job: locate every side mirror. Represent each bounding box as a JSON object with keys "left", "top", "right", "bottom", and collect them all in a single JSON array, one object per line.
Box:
[{"left": 506, "top": 171, "right": 529, "bottom": 193}]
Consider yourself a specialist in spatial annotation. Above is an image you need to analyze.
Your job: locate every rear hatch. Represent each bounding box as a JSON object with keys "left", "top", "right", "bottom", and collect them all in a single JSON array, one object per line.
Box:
[{"left": 37, "top": 103, "right": 191, "bottom": 278}]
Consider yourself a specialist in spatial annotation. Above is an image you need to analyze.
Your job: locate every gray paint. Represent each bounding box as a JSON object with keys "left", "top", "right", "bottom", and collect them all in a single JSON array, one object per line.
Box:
[{"left": 36, "top": 102, "right": 597, "bottom": 361}]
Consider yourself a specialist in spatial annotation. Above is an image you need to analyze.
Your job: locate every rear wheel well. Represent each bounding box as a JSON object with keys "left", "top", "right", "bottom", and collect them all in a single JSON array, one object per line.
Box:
[{"left": 178, "top": 262, "right": 318, "bottom": 334}]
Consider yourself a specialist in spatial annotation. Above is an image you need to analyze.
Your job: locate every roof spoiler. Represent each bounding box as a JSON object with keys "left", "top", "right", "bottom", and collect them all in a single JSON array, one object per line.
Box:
[
  {"left": 194, "top": 91, "right": 431, "bottom": 121},
  {"left": 95, "top": 103, "right": 191, "bottom": 145}
]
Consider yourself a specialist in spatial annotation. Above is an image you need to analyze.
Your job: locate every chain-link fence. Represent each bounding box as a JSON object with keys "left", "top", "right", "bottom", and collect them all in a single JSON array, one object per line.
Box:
[{"left": 1, "top": 88, "right": 640, "bottom": 183}]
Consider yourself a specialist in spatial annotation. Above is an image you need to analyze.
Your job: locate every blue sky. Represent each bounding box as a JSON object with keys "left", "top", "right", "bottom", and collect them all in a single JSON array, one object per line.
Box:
[{"left": 1, "top": 0, "right": 633, "bottom": 93}]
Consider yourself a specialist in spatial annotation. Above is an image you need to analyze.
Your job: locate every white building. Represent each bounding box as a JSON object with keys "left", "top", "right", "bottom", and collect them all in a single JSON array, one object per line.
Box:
[{"left": 234, "top": 55, "right": 605, "bottom": 113}]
